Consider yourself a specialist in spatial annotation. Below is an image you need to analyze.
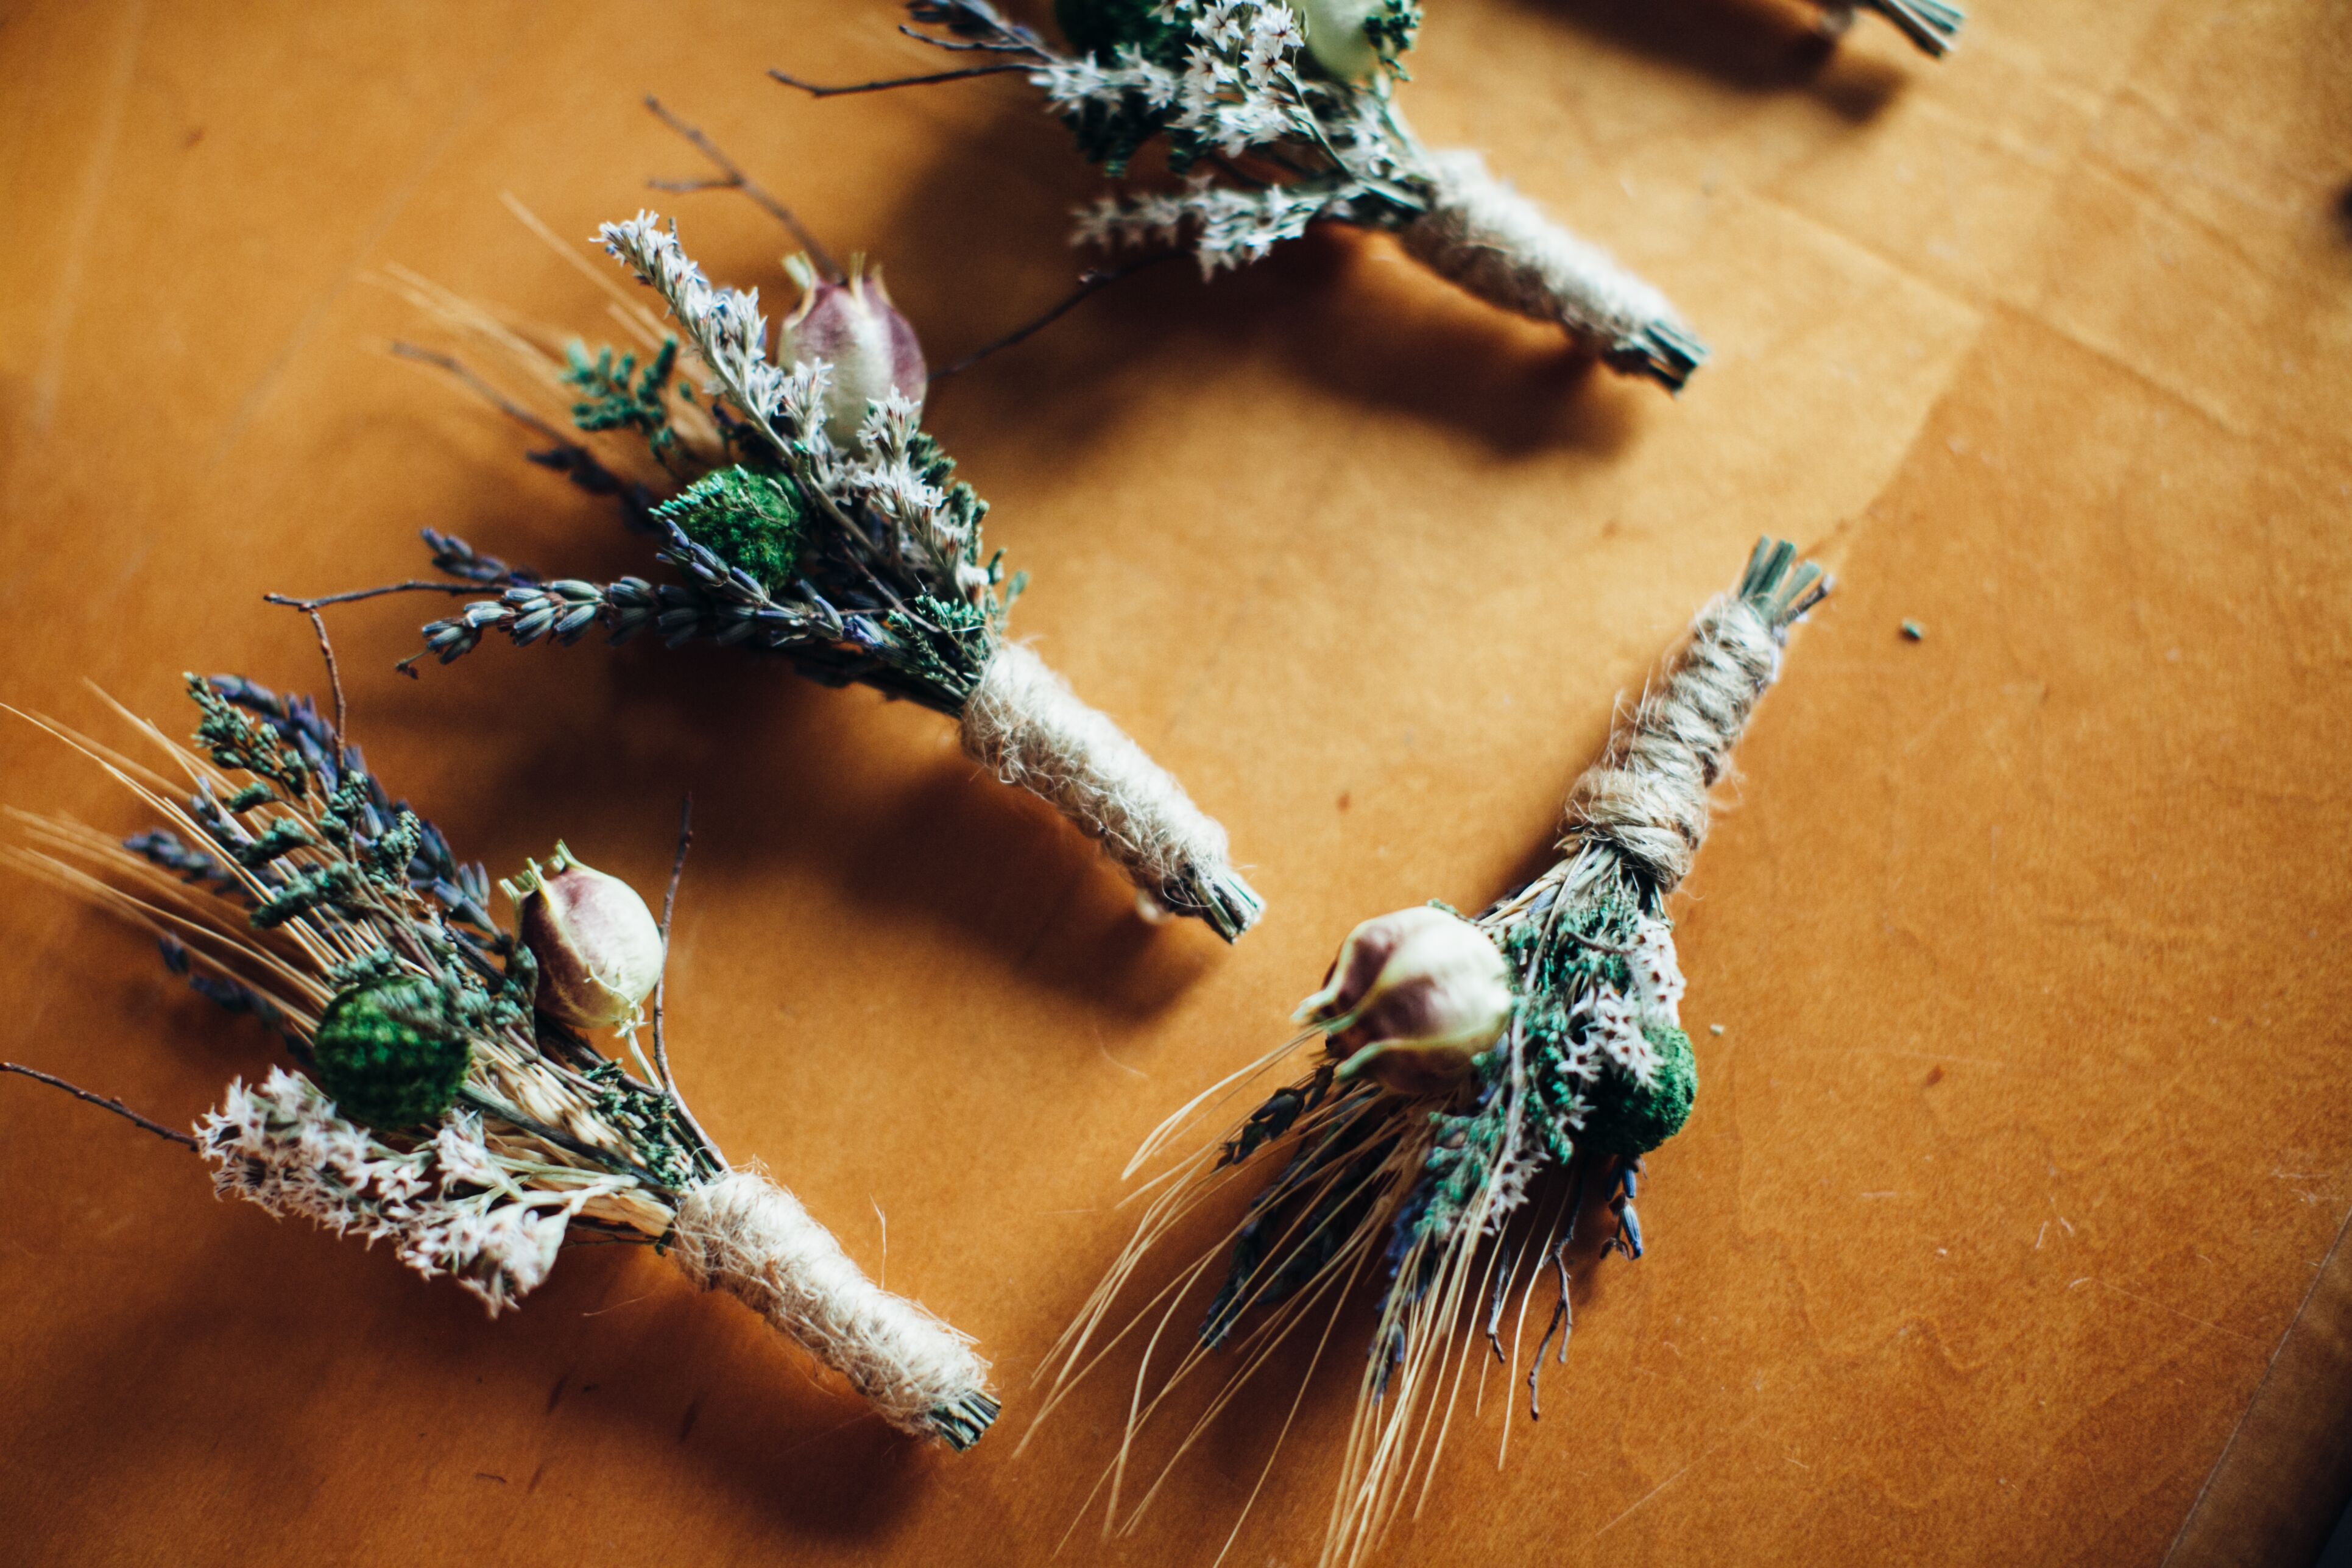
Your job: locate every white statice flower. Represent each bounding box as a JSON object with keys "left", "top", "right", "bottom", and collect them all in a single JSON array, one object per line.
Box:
[
  {"left": 846, "top": 394, "right": 962, "bottom": 571},
  {"left": 1033, "top": 50, "right": 1182, "bottom": 119},
  {"left": 1166, "top": 1, "right": 1308, "bottom": 155},
  {"left": 1031, "top": 2, "right": 1309, "bottom": 158},
  {"left": 772, "top": 358, "right": 838, "bottom": 458},
  {"left": 1624, "top": 918, "right": 1685, "bottom": 1029},
  {"left": 467, "top": 1202, "right": 571, "bottom": 1305},
  {"left": 1190, "top": 184, "right": 1341, "bottom": 269},
  {"left": 200, "top": 1068, "right": 409, "bottom": 1235},
  {"left": 196, "top": 1067, "right": 573, "bottom": 1319},
  {"left": 1575, "top": 989, "right": 1655, "bottom": 1087},
  {"left": 432, "top": 1112, "right": 504, "bottom": 1192},
  {"left": 1075, "top": 179, "right": 1342, "bottom": 275}
]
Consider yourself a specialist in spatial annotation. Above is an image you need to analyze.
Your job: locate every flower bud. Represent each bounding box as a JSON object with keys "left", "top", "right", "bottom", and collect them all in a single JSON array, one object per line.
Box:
[
  {"left": 1295, "top": 0, "right": 1408, "bottom": 83},
  {"left": 1293, "top": 906, "right": 1513, "bottom": 1095},
  {"left": 501, "top": 843, "right": 665, "bottom": 1036},
  {"left": 780, "top": 254, "right": 927, "bottom": 445}
]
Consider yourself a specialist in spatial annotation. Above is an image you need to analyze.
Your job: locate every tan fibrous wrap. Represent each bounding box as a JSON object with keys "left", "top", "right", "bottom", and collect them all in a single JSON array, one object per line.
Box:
[
  {"left": 1563, "top": 593, "right": 1785, "bottom": 893},
  {"left": 959, "top": 641, "right": 1259, "bottom": 934},
  {"left": 1399, "top": 147, "right": 1693, "bottom": 356},
  {"left": 669, "top": 1167, "right": 992, "bottom": 1440}
]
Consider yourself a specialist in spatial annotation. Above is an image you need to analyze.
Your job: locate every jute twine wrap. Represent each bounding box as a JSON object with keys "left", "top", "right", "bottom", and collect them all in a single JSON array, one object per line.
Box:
[
  {"left": 1564, "top": 592, "right": 1784, "bottom": 894},
  {"left": 959, "top": 641, "right": 1252, "bottom": 926},
  {"left": 1400, "top": 147, "right": 1689, "bottom": 351},
  {"left": 669, "top": 1168, "right": 992, "bottom": 1439}
]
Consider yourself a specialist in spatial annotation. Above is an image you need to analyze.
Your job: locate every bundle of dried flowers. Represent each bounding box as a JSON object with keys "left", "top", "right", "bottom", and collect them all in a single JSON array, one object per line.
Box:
[
  {"left": 4, "top": 665, "right": 998, "bottom": 1449},
  {"left": 325, "top": 210, "right": 1261, "bottom": 942},
  {"left": 1033, "top": 539, "right": 1826, "bottom": 1561},
  {"left": 780, "top": 1, "right": 1710, "bottom": 389}
]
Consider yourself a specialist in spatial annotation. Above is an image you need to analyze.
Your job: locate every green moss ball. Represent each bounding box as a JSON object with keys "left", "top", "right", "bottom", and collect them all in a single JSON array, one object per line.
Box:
[
  {"left": 1055, "top": 0, "right": 1186, "bottom": 58},
  {"left": 654, "top": 467, "right": 807, "bottom": 592},
  {"left": 311, "top": 976, "right": 471, "bottom": 1130},
  {"left": 1584, "top": 1025, "right": 1697, "bottom": 1157}
]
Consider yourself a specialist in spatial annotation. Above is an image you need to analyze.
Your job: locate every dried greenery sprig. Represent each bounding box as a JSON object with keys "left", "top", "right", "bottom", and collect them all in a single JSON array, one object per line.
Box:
[
  {"left": 1031, "top": 539, "right": 1827, "bottom": 1565},
  {"left": 780, "top": 1, "right": 1709, "bottom": 389},
  {"left": 330, "top": 213, "right": 1262, "bottom": 940},
  {"left": 5, "top": 664, "right": 998, "bottom": 1449},
  {"left": 1816, "top": 0, "right": 1965, "bottom": 57}
]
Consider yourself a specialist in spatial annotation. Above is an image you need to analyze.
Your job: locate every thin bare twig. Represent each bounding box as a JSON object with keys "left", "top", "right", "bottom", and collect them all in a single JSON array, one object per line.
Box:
[
  {"left": 897, "top": 24, "right": 1026, "bottom": 52},
  {"left": 266, "top": 584, "right": 481, "bottom": 613},
  {"left": 651, "top": 794, "right": 693, "bottom": 1095},
  {"left": 4, "top": 1061, "right": 198, "bottom": 1150},
  {"left": 643, "top": 96, "right": 842, "bottom": 281},
  {"left": 770, "top": 62, "right": 1033, "bottom": 98},
  {"left": 930, "top": 251, "right": 1185, "bottom": 381},
  {"left": 300, "top": 610, "right": 348, "bottom": 742},
  {"left": 650, "top": 796, "right": 721, "bottom": 1168}
]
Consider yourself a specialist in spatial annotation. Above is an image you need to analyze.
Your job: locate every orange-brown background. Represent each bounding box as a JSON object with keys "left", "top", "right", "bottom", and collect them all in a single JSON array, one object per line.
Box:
[{"left": 3, "top": 1, "right": 2348, "bottom": 1564}]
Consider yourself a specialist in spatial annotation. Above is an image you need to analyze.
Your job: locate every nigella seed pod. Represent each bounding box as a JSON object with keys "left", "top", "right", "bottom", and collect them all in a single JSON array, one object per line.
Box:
[
  {"left": 1295, "top": 0, "right": 1406, "bottom": 83},
  {"left": 500, "top": 842, "right": 665, "bottom": 1036},
  {"left": 779, "top": 255, "right": 927, "bottom": 445},
  {"left": 1293, "top": 905, "right": 1513, "bottom": 1095}
]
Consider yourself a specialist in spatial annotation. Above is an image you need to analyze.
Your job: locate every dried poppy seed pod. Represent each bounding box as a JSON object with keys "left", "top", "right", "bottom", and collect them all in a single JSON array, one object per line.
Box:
[
  {"left": 500, "top": 843, "right": 665, "bottom": 1036},
  {"left": 1295, "top": 0, "right": 1391, "bottom": 82},
  {"left": 1293, "top": 905, "right": 1514, "bottom": 1094},
  {"left": 780, "top": 253, "right": 927, "bottom": 445}
]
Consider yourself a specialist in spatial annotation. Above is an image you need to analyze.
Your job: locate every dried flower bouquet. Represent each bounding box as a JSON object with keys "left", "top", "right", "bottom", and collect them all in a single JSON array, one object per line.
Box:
[
  {"left": 334, "top": 211, "right": 1262, "bottom": 942},
  {"left": 1034, "top": 539, "right": 1826, "bottom": 1562},
  {"left": 5, "top": 665, "right": 999, "bottom": 1449},
  {"left": 783, "top": 1, "right": 1711, "bottom": 389}
]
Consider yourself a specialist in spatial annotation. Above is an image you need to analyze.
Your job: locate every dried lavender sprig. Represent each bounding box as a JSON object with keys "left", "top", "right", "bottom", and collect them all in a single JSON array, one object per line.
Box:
[{"left": 409, "top": 524, "right": 983, "bottom": 715}]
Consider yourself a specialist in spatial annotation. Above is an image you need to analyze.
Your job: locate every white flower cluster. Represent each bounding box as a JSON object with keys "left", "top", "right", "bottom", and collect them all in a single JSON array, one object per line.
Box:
[
  {"left": 1031, "top": 1, "right": 1306, "bottom": 157},
  {"left": 851, "top": 394, "right": 988, "bottom": 597},
  {"left": 1566, "top": 918, "right": 1684, "bottom": 1089},
  {"left": 1625, "top": 917, "right": 1685, "bottom": 1028},
  {"left": 197, "top": 1067, "right": 581, "bottom": 1316},
  {"left": 1166, "top": 1, "right": 1308, "bottom": 155},
  {"left": 1033, "top": 44, "right": 1179, "bottom": 122},
  {"left": 600, "top": 213, "right": 788, "bottom": 431},
  {"left": 1076, "top": 178, "right": 1341, "bottom": 274},
  {"left": 1577, "top": 989, "right": 1655, "bottom": 1086}
]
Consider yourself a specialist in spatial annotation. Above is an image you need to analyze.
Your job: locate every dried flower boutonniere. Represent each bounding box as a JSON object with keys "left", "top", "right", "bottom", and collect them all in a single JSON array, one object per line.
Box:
[
  {"left": 1034, "top": 539, "right": 1827, "bottom": 1559},
  {"left": 776, "top": 1, "right": 1710, "bottom": 390},
  {"left": 4, "top": 656, "right": 999, "bottom": 1449},
  {"left": 313, "top": 211, "right": 1261, "bottom": 942}
]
